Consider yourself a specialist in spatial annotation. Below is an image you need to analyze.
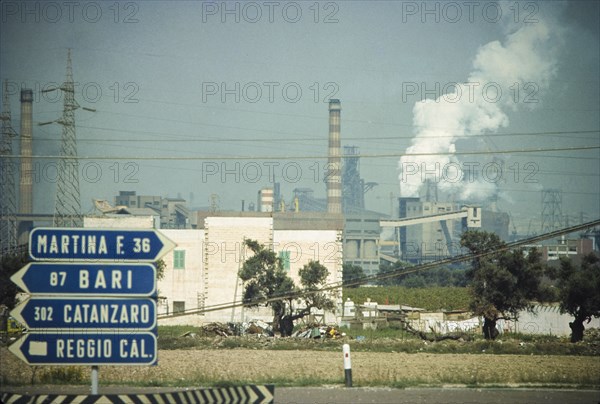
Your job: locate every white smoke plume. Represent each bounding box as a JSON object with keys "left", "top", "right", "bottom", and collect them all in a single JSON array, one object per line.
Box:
[{"left": 399, "top": 19, "right": 557, "bottom": 202}]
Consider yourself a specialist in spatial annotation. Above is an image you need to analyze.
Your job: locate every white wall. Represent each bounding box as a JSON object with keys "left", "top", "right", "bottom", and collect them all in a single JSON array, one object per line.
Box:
[
  {"left": 201, "top": 220, "right": 343, "bottom": 324},
  {"left": 157, "top": 229, "right": 204, "bottom": 325},
  {"left": 203, "top": 217, "right": 273, "bottom": 323},
  {"left": 505, "top": 305, "right": 600, "bottom": 336},
  {"left": 408, "top": 305, "right": 600, "bottom": 336}
]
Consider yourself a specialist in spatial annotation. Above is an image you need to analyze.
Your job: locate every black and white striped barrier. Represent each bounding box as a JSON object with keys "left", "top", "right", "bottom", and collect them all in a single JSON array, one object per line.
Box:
[{"left": 1, "top": 384, "right": 274, "bottom": 404}]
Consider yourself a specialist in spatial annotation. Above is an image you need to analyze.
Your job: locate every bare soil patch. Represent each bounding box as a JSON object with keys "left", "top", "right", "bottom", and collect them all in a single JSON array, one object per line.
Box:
[{"left": 1, "top": 347, "right": 599, "bottom": 388}]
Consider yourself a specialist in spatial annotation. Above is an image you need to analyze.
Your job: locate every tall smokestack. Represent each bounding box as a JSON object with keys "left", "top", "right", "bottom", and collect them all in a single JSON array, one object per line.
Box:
[
  {"left": 19, "top": 89, "right": 33, "bottom": 214},
  {"left": 327, "top": 99, "right": 342, "bottom": 215}
]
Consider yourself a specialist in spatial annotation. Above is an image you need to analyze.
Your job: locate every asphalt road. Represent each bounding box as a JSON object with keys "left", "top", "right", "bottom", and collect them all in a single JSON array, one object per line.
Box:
[
  {"left": 2, "top": 386, "right": 599, "bottom": 403},
  {"left": 275, "top": 387, "right": 600, "bottom": 403}
]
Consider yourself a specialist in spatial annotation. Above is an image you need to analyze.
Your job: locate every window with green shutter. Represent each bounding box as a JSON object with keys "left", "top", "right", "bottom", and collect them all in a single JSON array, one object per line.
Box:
[
  {"left": 173, "top": 301, "right": 185, "bottom": 314},
  {"left": 174, "top": 250, "right": 185, "bottom": 269},
  {"left": 278, "top": 250, "right": 290, "bottom": 271}
]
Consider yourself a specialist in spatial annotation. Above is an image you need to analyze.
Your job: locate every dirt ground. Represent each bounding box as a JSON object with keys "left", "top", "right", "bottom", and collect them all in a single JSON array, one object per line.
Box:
[{"left": 1, "top": 347, "right": 599, "bottom": 388}]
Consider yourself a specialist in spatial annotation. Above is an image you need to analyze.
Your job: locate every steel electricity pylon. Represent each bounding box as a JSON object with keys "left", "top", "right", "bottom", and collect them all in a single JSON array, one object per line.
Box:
[
  {"left": 0, "top": 80, "right": 19, "bottom": 253},
  {"left": 541, "top": 188, "right": 563, "bottom": 233},
  {"left": 43, "top": 49, "right": 87, "bottom": 227},
  {"left": 54, "top": 49, "right": 82, "bottom": 227}
]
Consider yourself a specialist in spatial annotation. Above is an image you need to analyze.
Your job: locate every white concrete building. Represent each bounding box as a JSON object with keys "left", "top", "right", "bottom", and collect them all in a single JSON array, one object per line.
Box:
[
  {"left": 197, "top": 214, "right": 343, "bottom": 324},
  {"left": 84, "top": 211, "right": 343, "bottom": 327}
]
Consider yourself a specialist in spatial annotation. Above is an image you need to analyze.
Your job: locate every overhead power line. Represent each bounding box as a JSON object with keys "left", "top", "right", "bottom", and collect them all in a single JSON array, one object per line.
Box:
[
  {"left": 2, "top": 145, "right": 598, "bottom": 161},
  {"left": 35, "top": 127, "right": 600, "bottom": 144}
]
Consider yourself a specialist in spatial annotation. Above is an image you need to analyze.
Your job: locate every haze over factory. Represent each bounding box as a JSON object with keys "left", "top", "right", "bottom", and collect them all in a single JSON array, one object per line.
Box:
[{"left": 1, "top": 1, "right": 598, "bottom": 324}]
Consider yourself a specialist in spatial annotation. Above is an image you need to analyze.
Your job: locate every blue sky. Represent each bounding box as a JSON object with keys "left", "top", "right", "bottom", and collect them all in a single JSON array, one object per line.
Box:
[{"left": 1, "top": 1, "right": 598, "bottom": 233}]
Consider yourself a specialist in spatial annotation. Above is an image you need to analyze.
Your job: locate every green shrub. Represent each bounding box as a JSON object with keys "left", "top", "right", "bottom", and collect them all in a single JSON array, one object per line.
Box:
[{"left": 38, "top": 366, "right": 85, "bottom": 384}]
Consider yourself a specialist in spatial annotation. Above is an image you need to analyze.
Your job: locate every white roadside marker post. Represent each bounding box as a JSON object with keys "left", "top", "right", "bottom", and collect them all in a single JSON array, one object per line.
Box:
[{"left": 343, "top": 343, "right": 352, "bottom": 387}]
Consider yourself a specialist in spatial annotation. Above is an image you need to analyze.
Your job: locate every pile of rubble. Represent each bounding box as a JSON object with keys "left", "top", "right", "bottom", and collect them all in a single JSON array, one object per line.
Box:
[
  {"left": 231, "top": 320, "right": 273, "bottom": 336},
  {"left": 182, "top": 321, "right": 274, "bottom": 338},
  {"left": 200, "top": 323, "right": 232, "bottom": 337},
  {"left": 179, "top": 321, "right": 347, "bottom": 339},
  {"left": 292, "top": 325, "right": 345, "bottom": 339}
]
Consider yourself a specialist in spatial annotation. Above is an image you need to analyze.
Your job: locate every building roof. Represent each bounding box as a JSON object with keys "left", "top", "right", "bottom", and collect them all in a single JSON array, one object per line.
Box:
[
  {"left": 125, "top": 207, "right": 161, "bottom": 216},
  {"left": 194, "top": 211, "right": 343, "bottom": 230},
  {"left": 376, "top": 304, "right": 425, "bottom": 312}
]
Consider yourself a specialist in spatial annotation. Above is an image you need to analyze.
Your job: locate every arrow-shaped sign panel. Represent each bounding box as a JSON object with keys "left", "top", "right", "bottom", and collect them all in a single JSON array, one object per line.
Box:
[
  {"left": 11, "top": 297, "right": 157, "bottom": 331},
  {"left": 29, "top": 228, "right": 176, "bottom": 262},
  {"left": 9, "top": 331, "right": 157, "bottom": 366},
  {"left": 11, "top": 263, "right": 156, "bottom": 296}
]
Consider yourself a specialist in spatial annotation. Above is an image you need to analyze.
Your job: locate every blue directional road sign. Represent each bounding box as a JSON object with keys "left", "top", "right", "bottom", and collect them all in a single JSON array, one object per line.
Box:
[
  {"left": 29, "top": 227, "right": 176, "bottom": 262},
  {"left": 9, "top": 331, "right": 157, "bottom": 365},
  {"left": 10, "top": 262, "right": 156, "bottom": 296},
  {"left": 11, "top": 297, "right": 157, "bottom": 331}
]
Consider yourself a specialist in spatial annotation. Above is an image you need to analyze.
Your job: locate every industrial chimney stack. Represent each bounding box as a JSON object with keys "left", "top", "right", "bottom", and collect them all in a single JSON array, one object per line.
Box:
[
  {"left": 327, "top": 99, "right": 342, "bottom": 215},
  {"left": 19, "top": 89, "right": 33, "bottom": 214}
]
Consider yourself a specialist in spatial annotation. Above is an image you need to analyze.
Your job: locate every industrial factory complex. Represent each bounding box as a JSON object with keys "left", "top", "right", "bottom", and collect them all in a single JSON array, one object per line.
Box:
[{"left": 1, "top": 54, "right": 599, "bottom": 327}]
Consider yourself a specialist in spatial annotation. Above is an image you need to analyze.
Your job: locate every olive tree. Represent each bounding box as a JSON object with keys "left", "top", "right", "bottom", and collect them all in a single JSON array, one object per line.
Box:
[
  {"left": 238, "top": 239, "right": 335, "bottom": 336},
  {"left": 550, "top": 253, "right": 600, "bottom": 342},
  {"left": 460, "top": 230, "right": 551, "bottom": 339},
  {"left": 342, "top": 263, "right": 365, "bottom": 288}
]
